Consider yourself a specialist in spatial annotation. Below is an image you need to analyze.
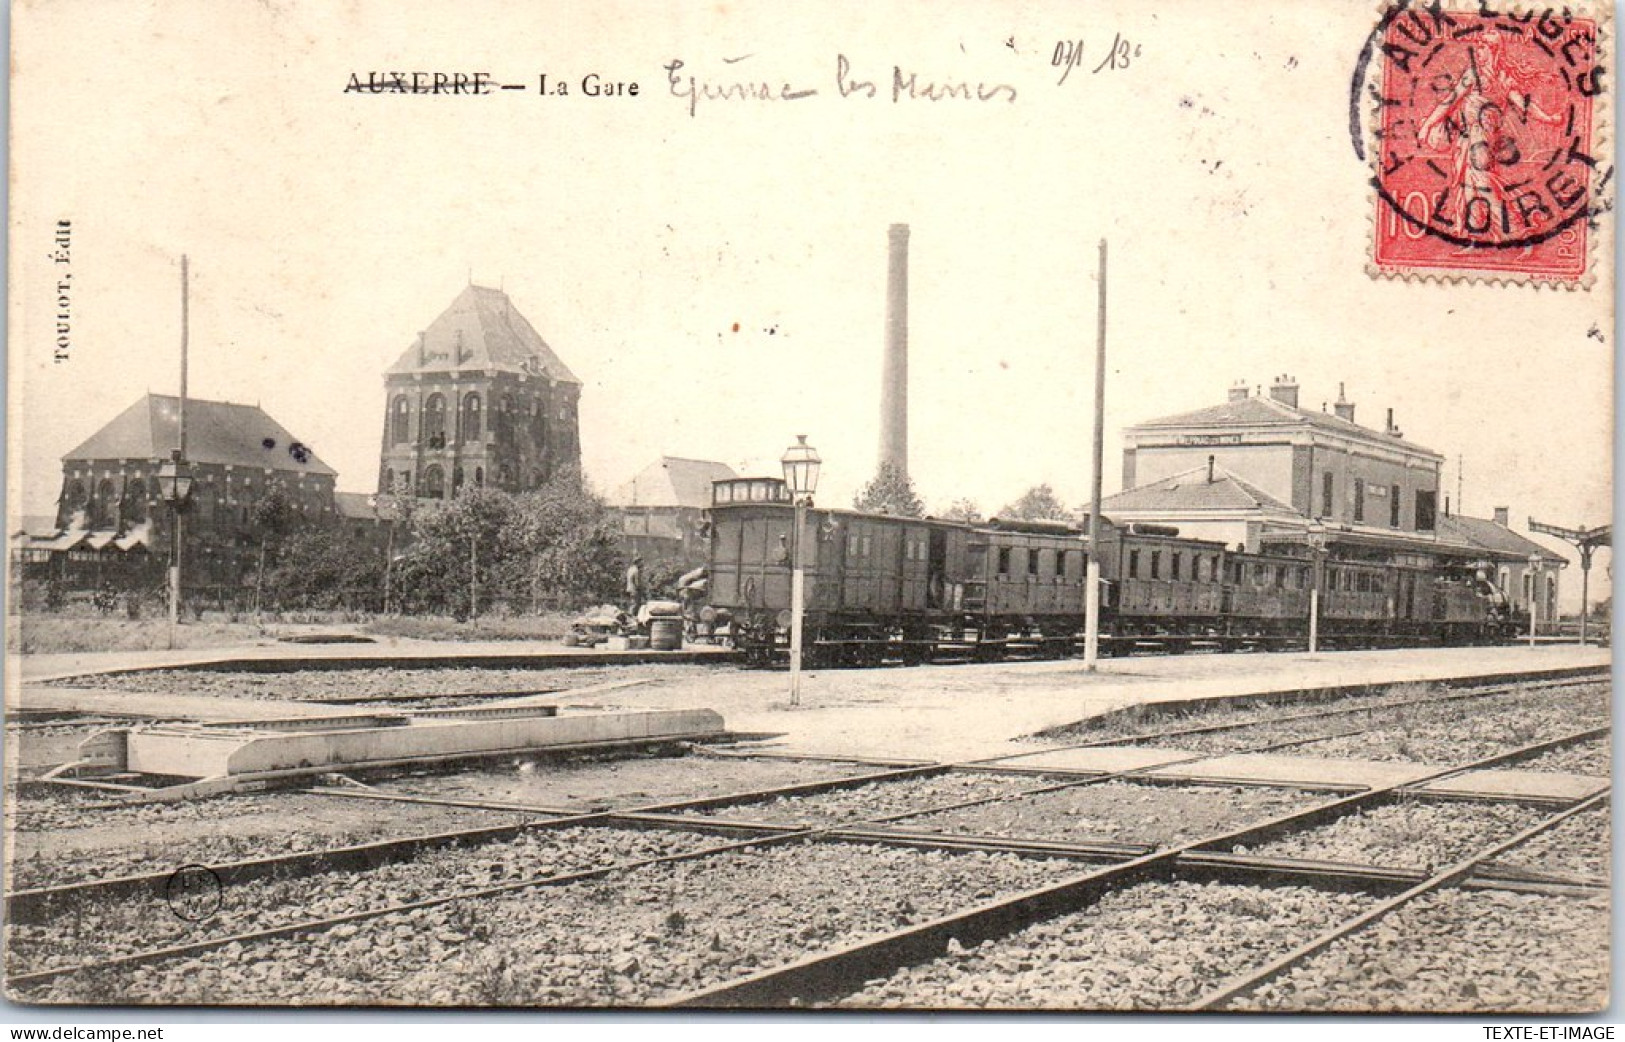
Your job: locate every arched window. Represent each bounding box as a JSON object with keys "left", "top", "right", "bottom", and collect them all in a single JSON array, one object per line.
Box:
[
  {"left": 391, "top": 395, "right": 411, "bottom": 444},
  {"left": 531, "top": 407, "right": 547, "bottom": 450},
  {"left": 474, "top": 467, "right": 484, "bottom": 487},
  {"left": 422, "top": 464, "right": 445, "bottom": 499},
  {"left": 500, "top": 395, "right": 516, "bottom": 442},
  {"left": 453, "top": 466, "right": 465, "bottom": 495},
  {"left": 460, "top": 393, "right": 482, "bottom": 442},
  {"left": 93, "top": 479, "right": 117, "bottom": 528},
  {"left": 124, "top": 479, "right": 148, "bottom": 524},
  {"left": 422, "top": 394, "right": 447, "bottom": 449},
  {"left": 63, "top": 479, "right": 87, "bottom": 511}
]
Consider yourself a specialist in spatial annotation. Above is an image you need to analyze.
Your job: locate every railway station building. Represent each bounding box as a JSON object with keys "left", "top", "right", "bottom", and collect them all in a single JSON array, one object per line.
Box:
[
  {"left": 14, "top": 393, "right": 339, "bottom": 607},
  {"left": 1108, "top": 378, "right": 1566, "bottom": 616},
  {"left": 377, "top": 284, "right": 582, "bottom": 501}
]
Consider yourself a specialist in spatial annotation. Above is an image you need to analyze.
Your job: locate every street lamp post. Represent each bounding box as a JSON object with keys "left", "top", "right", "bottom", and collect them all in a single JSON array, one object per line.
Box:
[
  {"left": 1528, "top": 552, "right": 1542, "bottom": 647},
  {"left": 156, "top": 448, "right": 195, "bottom": 649},
  {"left": 781, "top": 436, "right": 821, "bottom": 707},
  {"left": 1307, "top": 520, "right": 1327, "bottom": 654}
]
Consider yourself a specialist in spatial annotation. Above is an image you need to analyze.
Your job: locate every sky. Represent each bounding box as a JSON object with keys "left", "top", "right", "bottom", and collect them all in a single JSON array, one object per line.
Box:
[{"left": 9, "top": 0, "right": 1614, "bottom": 608}]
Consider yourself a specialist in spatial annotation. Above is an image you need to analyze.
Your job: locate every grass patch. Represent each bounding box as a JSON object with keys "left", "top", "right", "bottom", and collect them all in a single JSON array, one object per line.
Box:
[{"left": 9, "top": 615, "right": 271, "bottom": 655}]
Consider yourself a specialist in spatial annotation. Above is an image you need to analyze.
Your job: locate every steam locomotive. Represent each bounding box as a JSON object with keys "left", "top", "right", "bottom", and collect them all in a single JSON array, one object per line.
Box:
[{"left": 704, "top": 477, "right": 1516, "bottom": 665}]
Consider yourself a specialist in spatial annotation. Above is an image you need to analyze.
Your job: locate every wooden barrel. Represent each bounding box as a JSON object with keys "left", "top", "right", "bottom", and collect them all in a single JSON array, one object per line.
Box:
[{"left": 649, "top": 617, "right": 682, "bottom": 650}]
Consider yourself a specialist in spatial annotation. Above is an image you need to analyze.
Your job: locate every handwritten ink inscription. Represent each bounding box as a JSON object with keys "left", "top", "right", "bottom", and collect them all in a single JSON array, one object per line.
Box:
[
  {"left": 666, "top": 54, "right": 1018, "bottom": 118},
  {"left": 1052, "top": 33, "right": 1142, "bottom": 85}
]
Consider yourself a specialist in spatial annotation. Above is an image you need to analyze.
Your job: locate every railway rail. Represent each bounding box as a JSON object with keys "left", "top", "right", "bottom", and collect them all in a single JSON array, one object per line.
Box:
[{"left": 7, "top": 673, "right": 1608, "bottom": 1005}]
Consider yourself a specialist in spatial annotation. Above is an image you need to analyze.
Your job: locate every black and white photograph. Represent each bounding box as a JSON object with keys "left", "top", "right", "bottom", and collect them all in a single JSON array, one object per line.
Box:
[{"left": 4, "top": 0, "right": 1615, "bottom": 1017}]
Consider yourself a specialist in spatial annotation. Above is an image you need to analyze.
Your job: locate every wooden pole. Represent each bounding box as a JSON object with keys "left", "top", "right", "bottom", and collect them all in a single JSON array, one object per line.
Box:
[
  {"left": 1085, "top": 239, "right": 1107, "bottom": 670},
  {"left": 168, "top": 257, "right": 189, "bottom": 649}
]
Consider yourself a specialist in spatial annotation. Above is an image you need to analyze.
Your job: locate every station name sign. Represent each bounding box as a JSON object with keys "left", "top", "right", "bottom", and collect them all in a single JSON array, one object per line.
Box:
[{"left": 1175, "top": 434, "right": 1244, "bottom": 446}]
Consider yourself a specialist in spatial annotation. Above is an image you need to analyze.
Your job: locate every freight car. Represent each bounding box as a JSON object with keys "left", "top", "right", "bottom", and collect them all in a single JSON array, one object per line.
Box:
[{"left": 705, "top": 477, "right": 1516, "bottom": 665}]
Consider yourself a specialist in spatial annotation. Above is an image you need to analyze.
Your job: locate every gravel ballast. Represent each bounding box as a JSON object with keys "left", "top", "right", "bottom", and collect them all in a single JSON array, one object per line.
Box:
[
  {"left": 43, "top": 664, "right": 718, "bottom": 704},
  {"left": 1233, "top": 890, "right": 1609, "bottom": 1012},
  {"left": 1489, "top": 807, "right": 1611, "bottom": 880},
  {"left": 1237, "top": 800, "right": 1551, "bottom": 871},
  {"left": 7, "top": 825, "right": 720, "bottom": 976},
  {"left": 373, "top": 754, "right": 880, "bottom": 812},
  {"left": 840, "top": 880, "right": 1376, "bottom": 1009},
  {"left": 1519, "top": 740, "right": 1611, "bottom": 777},
  {"left": 896, "top": 781, "right": 1323, "bottom": 848},
  {"left": 677, "top": 771, "right": 1044, "bottom": 827},
  {"left": 19, "top": 840, "right": 1077, "bottom": 1005},
  {"left": 9, "top": 792, "right": 533, "bottom": 891},
  {"left": 1139, "top": 685, "right": 1609, "bottom": 764}
]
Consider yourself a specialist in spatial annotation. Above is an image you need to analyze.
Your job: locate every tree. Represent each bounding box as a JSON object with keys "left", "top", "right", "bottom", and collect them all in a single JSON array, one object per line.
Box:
[
  {"left": 504, "top": 470, "right": 625, "bottom": 611},
  {"left": 268, "top": 527, "right": 386, "bottom": 611},
  {"left": 391, "top": 488, "right": 524, "bottom": 618},
  {"left": 853, "top": 462, "right": 924, "bottom": 517},
  {"left": 940, "top": 498, "right": 983, "bottom": 524},
  {"left": 249, "top": 481, "right": 301, "bottom": 614},
  {"left": 387, "top": 472, "right": 625, "bottom": 618},
  {"left": 998, "top": 484, "right": 1070, "bottom": 522}
]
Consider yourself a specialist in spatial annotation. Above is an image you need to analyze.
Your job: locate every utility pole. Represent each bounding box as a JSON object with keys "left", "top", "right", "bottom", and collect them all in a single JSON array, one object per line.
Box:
[
  {"left": 1085, "top": 239, "right": 1107, "bottom": 671},
  {"left": 1528, "top": 518, "right": 1611, "bottom": 645}
]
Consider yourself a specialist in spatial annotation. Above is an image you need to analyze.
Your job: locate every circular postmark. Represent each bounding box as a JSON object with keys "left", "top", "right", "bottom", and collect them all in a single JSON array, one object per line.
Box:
[
  {"left": 1351, "top": 1, "right": 1608, "bottom": 276},
  {"left": 164, "top": 864, "right": 223, "bottom": 922}
]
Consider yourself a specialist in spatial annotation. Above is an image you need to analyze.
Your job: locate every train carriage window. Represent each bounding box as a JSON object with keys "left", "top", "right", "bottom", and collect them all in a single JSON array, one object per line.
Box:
[
  {"left": 1128, "top": 549, "right": 1140, "bottom": 579},
  {"left": 1171, "top": 553, "right": 1182, "bottom": 581},
  {"left": 1150, "top": 550, "right": 1161, "bottom": 579},
  {"left": 997, "top": 547, "right": 1012, "bottom": 576}
]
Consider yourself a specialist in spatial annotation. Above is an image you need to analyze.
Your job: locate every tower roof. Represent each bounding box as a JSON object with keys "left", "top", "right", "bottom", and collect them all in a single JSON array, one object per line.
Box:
[
  {"left": 63, "top": 394, "right": 336, "bottom": 476},
  {"left": 387, "top": 284, "right": 581, "bottom": 383}
]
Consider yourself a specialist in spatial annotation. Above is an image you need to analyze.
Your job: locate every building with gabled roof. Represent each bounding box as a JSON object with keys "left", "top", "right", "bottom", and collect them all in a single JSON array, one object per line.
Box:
[
  {"left": 378, "top": 284, "right": 582, "bottom": 500},
  {"left": 1102, "top": 462, "right": 1304, "bottom": 550},
  {"left": 20, "top": 393, "right": 339, "bottom": 607},
  {"left": 609, "top": 457, "right": 738, "bottom": 573},
  {"left": 1122, "top": 376, "right": 1445, "bottom": 538}
]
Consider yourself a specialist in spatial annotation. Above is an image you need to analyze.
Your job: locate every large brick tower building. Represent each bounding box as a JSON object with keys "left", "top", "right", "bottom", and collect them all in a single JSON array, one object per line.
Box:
[{"left": 378, "top": 285, "right": 582, "bottom": 499}]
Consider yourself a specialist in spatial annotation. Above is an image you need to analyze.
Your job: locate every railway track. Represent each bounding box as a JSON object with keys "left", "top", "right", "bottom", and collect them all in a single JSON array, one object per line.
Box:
[{"left": 7, "top": 675, "right": 1608, "bottom": 1005}]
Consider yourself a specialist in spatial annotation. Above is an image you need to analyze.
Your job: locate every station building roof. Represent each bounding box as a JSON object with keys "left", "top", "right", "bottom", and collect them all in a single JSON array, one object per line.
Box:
[
  {"left": 612, "top": 457, "right": 738, "bottom": 510},
  {"left": 1438, "top": 513, "right": 1567, "bottom": 565},
  {"left": 387, "top": 284, "right": 580, "bottom": 383},
  {"left": 1103, "top": 464, "right": 1301, "bottom": 520},
  {"left": 1130, "top": 394, "right": 1442, "bottom": 460},
  {"left": 63, "top": 394, "right": 337, "bottom": 477}
]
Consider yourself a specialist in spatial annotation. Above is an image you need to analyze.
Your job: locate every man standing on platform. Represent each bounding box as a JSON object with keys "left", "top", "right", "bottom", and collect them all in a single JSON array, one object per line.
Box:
[{"left": 624, "top": 555, "right": 645, "bottom": 617}]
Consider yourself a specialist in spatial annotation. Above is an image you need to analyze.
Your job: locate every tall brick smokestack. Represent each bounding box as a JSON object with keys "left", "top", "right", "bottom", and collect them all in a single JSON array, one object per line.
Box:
[{"left": 881, "top": 223, "right": 910, "bottom": 478}]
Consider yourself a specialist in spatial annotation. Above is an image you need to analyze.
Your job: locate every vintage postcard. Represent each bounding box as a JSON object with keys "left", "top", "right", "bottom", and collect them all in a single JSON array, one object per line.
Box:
[{"left": 5, "top": 0, "right": 1614, "bottom": 1017}]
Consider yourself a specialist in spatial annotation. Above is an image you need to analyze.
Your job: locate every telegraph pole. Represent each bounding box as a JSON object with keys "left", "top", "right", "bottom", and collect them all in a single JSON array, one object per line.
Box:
[
  {"left": 1528, "top": 518, "right": 1611, "bottom": 645},
  {"left": 1084, "top": 240, "right": 1107, "bottom": 671}
]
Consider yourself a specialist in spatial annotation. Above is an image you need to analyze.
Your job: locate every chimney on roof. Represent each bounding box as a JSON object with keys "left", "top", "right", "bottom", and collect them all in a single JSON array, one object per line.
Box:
[
  {"left": 1333, "top": 382, "right": 1356, "bottom": 423},
  {"left": 1385, "top": 407, "right": 1403, "bottom": 438},
  {"left": 1493, "top": 506, "right": 1510, "bottom": 527},
  {"left": 1268, "top": 374, "right": 1300, "bottom": 409},
  {"left": 417, "top": 331, "right": 427, "bottom": 367},
  {"left": 1227, "top": 380, "right": 1249, "bottom": 402},
  {"left": 880, "top": 223, "right": 910, "bottom": 479}
]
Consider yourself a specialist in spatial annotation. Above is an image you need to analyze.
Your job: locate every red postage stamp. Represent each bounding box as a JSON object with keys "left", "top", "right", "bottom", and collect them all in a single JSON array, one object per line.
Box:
[{"left": 1357, "top": 1, "right": 1609, "bottom": 284}]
